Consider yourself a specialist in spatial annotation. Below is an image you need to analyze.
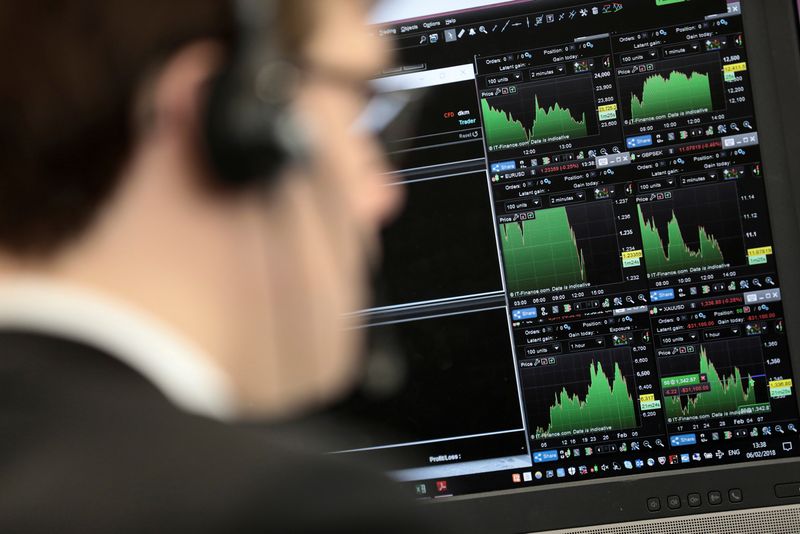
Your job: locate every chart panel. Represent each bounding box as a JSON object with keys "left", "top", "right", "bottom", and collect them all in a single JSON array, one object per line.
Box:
[
  {"left": 658, "top": 337, "right": 771, "bottom": 424},
  {"left": 500, "top": 202, "right": 622, "bottom": 295},
  {"left": 481, "top": 75, "right": 599, "bottom": 152},
  {"left": 522, "top": 348, "right": 639, "bottom": 440},
  {"left": 618, "top": 53, "right": 726, "bottom": 125},
  {"left": 637, "top": 183, "right": 746, "bottom": 278}
]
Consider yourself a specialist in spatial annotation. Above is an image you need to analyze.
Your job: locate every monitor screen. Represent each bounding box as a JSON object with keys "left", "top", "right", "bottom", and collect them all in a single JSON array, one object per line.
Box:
[{"left": 333, "top": 0, "right": 800, "bottom": 505}]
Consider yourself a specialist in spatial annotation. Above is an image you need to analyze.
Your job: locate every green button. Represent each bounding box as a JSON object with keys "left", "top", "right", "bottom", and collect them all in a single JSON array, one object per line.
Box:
[{"left": 656, "top": 0, "right": 687, "bottom": 5}]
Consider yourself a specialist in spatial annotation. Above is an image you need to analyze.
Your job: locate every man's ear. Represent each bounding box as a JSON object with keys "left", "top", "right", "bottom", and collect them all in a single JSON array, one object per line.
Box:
[{"left": 145, "top": 40, "right": 226, "bottom": 145}]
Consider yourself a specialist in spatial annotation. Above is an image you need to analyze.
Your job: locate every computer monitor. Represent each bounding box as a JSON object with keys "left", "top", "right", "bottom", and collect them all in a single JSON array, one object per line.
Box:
[{"left": 332, "top": 1, "right": 800, "bottom": 531}]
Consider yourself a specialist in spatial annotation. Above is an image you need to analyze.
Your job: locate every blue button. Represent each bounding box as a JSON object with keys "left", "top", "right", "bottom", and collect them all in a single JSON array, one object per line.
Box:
[
  {"left": 650, "top": 288, "right": 676, "bottom": 302},
  {"left": 512, "top": 307, "right": 538, "bottom": 321},
  {"left": 490, "top": 160, "right": 517, "bottom": 174},
  {"left": 670, "top": 433, "right": 697, "bottom": 447},
  {"left": 681, "top": 453, "right": 691, "bottom": 463},
  {"left": 626, "top": 134, "right": 653, "bottom": 149},
  {"left": 533, "top": 449, "right": 559, "bottom": 463},
  {"left": 556, "top": 468, "right": 566, "bottom": 478}
]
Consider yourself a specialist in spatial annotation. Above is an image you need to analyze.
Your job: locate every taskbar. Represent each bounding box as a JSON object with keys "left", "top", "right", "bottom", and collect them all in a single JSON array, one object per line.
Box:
[{"left": 407, "top": 421, "right": 800, "bottom": 498}]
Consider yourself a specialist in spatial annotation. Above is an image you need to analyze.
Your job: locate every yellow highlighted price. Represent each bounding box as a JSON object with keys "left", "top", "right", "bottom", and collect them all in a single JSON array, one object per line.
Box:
[
  {"left": 723, "top": 62, "right": 747, "bottom": 73},
  {"left": 747, "top": 246, "right": 773, "bottom": 257},
  {"left": 622, "top": 250, "right": 643, "bottom": 260}
]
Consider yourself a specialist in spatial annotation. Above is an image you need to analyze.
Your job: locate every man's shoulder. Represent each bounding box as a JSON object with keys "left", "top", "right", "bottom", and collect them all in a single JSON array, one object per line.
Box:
[{"left": 0, "top": 332, "right": 442, "bottom": 533}]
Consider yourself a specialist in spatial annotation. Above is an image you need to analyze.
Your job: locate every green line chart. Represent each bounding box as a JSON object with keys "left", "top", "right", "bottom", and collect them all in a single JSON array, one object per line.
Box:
[
  {"left": 501, "top": 207, "right": 587, "bottom": 291},
  {"left": 480, "top": 75, "right": 598, "bottom": 151},
  {"left": 522, "top": 348, "right": 639, "bottom": 440},
  {"left": 637, "top": 183, "right": 745, "bottom": 277},
  {"left": 500, "top": 202, "right": 622, "bottom": 295},
  {"left": 659, "top": 338, "right": 771, "bottom": 423},
  {"left": 638, "top": 205, "right": 726, "bottom": 274},
  {"left": 619, "top": 54, "right": 725, "bottom": 124},
  {"left": 631, "top": 70, "right": 713, "bottom": 122},
  {"left": 482, "top": 96, "right": 589, "bottom": 148}
]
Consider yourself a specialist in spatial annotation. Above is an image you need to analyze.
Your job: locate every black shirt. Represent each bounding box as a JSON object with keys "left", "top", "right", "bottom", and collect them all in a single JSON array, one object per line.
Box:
[{"left": 0, "top": 331, "right": 453, "bottom": 533}]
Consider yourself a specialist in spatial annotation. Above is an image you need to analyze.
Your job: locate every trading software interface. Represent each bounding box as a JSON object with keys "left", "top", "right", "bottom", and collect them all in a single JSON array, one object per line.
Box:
[{"left": 337, "top": 0, "right": 800, "bottom": 499}]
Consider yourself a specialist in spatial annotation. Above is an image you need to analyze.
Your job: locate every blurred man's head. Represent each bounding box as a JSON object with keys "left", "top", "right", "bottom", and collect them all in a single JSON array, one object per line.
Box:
[{"left": 0, "top": 0, "right": 400, "bottom": 417}]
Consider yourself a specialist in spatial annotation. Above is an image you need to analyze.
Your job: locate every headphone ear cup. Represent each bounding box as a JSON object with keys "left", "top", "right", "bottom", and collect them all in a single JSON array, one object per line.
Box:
[{"left": 204, "top": 62, "right": 291, "bottom": 188}]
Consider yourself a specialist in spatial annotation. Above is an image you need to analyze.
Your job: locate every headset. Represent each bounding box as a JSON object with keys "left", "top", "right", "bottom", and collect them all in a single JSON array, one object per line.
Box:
[
  {"left": 205, "top": 0, "right": 418, "bottom": 188},
  {"left": 205, "top": 0, "right": 308, "bottom": 188}
]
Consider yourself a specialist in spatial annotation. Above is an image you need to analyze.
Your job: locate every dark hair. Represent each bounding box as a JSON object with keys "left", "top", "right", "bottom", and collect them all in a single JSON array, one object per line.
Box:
[{"left": 0, "top": 1, "right": 237, "bottom": 256}]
